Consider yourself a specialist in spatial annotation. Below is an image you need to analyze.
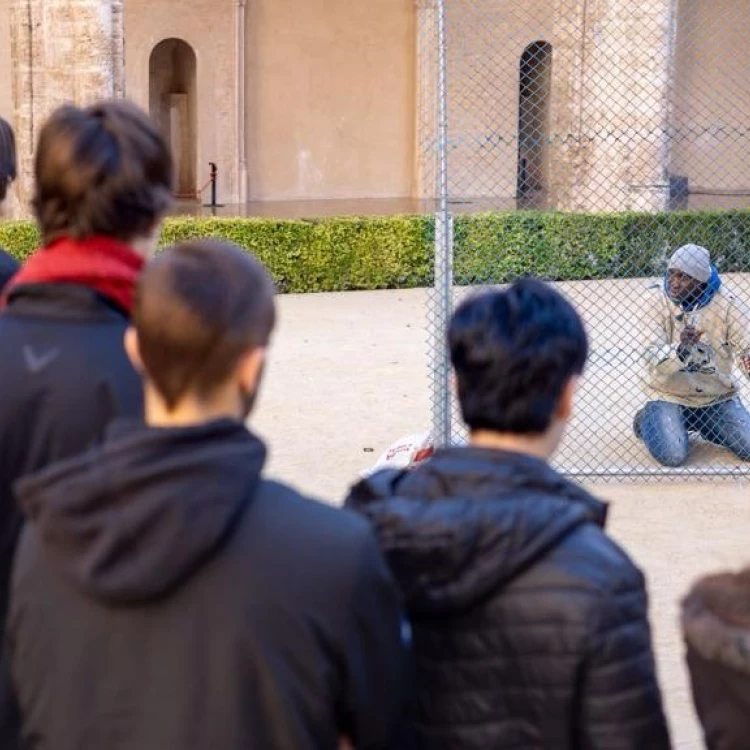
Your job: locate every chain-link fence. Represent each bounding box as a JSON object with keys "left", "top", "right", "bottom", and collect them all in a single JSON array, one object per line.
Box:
[{"left": 420, "top": 0, "right": 750, "bottom": 479}]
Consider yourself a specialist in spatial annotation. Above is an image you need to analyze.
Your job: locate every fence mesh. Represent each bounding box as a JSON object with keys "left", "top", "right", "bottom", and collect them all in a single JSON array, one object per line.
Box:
[{"left": 420, "top": 0, "right": 750, "bottom": 479}]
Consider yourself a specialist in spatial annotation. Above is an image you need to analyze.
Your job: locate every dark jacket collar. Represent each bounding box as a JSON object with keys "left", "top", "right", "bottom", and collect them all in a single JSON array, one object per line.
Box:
[
  {"left": 5, "top": 282, "right": 130, "bottom": 321},
  {"left": 347, "top": 446, "right": 607, "bottom": 614}
]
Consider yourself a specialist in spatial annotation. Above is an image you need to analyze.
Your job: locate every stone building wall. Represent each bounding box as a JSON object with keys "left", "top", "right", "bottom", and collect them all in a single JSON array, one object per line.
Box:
[
  {"left": 124, "top": 0, "right": 237, "bottom": 205},
  {"left": 0, "top": 0, "right": 747, "bottom": 213},
  {"left": 564, "top": 0, "right": 677, "bottom": 212},
  {"left": 243, "top": 0, "right": 415, "bottom": 202},
  {"left": 10, "top": 0, "right": 124, "bottom": 208},
  {"left": 670, "top": 0, "right": 750, "bottom": 198}
]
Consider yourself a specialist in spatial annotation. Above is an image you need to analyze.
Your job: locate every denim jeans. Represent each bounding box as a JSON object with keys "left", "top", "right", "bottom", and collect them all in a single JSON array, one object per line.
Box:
[{"left": 637, "top": 398, "right": 750, "bottom": 467}]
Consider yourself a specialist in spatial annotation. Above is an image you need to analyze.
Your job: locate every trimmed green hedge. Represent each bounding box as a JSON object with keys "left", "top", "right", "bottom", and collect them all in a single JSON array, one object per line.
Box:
[
  {"left": 454, "top": 210, "right": 750, "bottom": 283},
  {"left": 1, "top": 209, "right": 749, "bottom": 292},
  {"left": 161, "top": 217, "right": 432, "bottom": 293},
  {"left": 0, "top": 222, "right": 41, "bottom": 262}
]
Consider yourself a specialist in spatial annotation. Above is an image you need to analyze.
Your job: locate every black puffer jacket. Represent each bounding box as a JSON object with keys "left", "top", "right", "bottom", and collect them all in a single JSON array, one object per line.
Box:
[
  {"left": 682, "top": 569, "right": 750, "bottom": 750},
  {"left": 347, "top": 447, "right": 671, "bottom": 750}
]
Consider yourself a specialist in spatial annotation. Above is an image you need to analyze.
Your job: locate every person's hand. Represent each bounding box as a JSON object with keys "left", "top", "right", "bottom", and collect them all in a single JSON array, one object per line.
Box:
[
  {"left": 741, "top": 354, "right": 750, "bottom": 377},
  {"left": 680, "top": 326, "right": 704, "bottom": 346}
]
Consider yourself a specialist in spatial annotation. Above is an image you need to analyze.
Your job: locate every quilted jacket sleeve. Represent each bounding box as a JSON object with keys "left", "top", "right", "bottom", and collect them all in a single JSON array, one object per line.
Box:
[{"left": 579, "top": 570, "right": 672, "bottom": 750}]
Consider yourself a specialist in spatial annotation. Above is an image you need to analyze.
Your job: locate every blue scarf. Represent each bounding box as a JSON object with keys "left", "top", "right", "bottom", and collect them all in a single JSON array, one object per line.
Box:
[{"left": 666, "top": 266, "right": 722, "bottom": 311}]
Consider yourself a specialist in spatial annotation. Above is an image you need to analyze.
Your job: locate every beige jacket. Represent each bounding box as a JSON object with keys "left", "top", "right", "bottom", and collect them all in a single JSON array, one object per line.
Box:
[{"left": 642, "top": 284, "right": 750, "bottom": 407}]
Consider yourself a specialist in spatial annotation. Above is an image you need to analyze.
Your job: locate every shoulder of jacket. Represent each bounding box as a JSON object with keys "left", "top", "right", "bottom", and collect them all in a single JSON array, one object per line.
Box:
[
  {"left": 254, "top": 479, "right": 374, "bottom": 544},
  {"left": 717, "top": 287, "right": 737, "bottom": 306},
  {"left": 555, "top": 522, "right": 646, "bottom": 596},
  {"left": 646, "top": 283, "right": 671, "bottom": 310}
]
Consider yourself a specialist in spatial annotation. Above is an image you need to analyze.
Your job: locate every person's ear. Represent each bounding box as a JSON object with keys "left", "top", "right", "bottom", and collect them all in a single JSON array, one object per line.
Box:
[
  {"left": 238, "top": 347, "right": 266, "bottom": 395},
  {"left": 124, "top": 327, "right": 144, "bottom": 373},
  {"left": 555, "top": 376, "right": 578, "bottom": 423}
]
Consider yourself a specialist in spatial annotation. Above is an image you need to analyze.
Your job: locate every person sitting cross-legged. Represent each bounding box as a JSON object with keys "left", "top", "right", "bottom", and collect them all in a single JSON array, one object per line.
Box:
[
  {"left": 347, "top": 278, "right": 671, "bottom": 750},
  {"left": 635, "top": 244, "right": 750, "bottom": 467}
]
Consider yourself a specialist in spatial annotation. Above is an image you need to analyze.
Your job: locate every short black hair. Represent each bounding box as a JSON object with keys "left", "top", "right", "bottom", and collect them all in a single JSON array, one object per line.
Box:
[
  {"left": 448, "top": 278, "right": 588, "bottom": 435},
  {"left": 135, "top": 240, "right": 276, "bottom": 410},
  {"left": 33, "top": 100, "right": 173, "bottom": 244}
]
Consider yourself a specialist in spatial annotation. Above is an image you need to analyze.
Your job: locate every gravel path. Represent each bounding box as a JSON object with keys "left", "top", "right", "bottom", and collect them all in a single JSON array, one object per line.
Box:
[{"left": 253, "top": 286, "right": 750, "bottom": 749}]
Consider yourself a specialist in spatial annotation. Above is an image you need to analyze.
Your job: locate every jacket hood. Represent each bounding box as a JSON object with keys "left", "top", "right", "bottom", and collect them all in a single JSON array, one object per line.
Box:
[
  {"left": 683, "top": 569, "right": 750, "bottom": 676},
  {"left": 347, "top": 447, "right": 607, "bottom": 614},
  {"left": 665, "top": 265, "right": 722, "bottom": 311},
  {"left": 16, "top": 418, "right": 265, "bottom": 604}
]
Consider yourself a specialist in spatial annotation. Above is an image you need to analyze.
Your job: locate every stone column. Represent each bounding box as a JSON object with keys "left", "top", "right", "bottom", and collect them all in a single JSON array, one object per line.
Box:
[
  {"left": 561, "top": 0, "right": 678, "bottom": 212},
  {"left": 549, "top": 0, "right": 588, "bottom": 211},
  {"left": 10, "top": 0, "right": 125, "bottom": 209}
]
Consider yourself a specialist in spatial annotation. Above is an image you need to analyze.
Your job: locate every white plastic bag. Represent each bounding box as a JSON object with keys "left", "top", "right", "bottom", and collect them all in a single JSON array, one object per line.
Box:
[{"left": 370, "top": 431, "right": 435, "bottom": 473}]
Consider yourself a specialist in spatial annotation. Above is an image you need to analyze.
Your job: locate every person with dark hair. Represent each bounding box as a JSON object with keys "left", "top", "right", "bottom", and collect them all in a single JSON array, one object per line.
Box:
[
  {"left": 347, "top": 278, "right": 671, "bottom": 750},
  {"left": 0, "top": 240, "right": 406, "bottom": 750},
  {"left": 635, "top": 244, "right": 750, "bottom": 467},
  {"left": 0, "top": 116, "right": 20, "bottom": 289},
  {"left": 0, "top": 100, "right": 173, "bottom": 640}
]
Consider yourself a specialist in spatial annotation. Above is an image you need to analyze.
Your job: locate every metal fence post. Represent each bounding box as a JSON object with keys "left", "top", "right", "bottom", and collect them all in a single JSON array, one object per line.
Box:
[{"left": 432, "top": 0, "right": 454, "bottom": 448}]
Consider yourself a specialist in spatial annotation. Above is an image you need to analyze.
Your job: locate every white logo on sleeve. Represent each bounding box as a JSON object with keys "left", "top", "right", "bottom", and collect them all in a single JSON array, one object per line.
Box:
[{"left": 23, "top": 345, "right": 61, "bottom": 374}]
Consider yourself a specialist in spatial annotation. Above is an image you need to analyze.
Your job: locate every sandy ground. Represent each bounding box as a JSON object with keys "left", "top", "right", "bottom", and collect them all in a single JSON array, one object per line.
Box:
[{"left": 253, "top": 286, "right": 750, "bottom": 750}]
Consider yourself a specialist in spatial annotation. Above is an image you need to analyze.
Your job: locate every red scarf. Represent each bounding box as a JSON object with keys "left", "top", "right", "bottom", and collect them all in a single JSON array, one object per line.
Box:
[{"left": 3, "top": 236, "right": 145, "bottom": 315}]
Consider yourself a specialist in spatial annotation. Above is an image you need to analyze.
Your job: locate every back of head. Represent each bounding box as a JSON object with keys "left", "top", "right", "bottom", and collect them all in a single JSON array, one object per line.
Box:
[
  {"left": 449, "top": 278, "right": 588, "bottom": 434},
  {"left": 33, "top": 100, "right": 173, "bottom": 245},
  {"left": 0, "top": 117, "right": 17, "bottom": 203},
  {"left": 134, "top": 240, "right": 276, "bottom": 410}
]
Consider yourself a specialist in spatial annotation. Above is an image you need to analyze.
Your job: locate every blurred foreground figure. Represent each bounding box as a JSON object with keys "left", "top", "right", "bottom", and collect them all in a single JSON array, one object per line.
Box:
[
  {"left": 0, "top": 240, "right": 406, "bottom": 750},
  {"left": 682, "top": 569, "right": 750, "bottom": 750},
  {"left": 0, "top": 116, "right": 20, "bottom": 289},
  {"left": 0, "top": 101, "right": 172, "bottom": 640},
  {"left": 348, "top": 278, "right": 671, "bottom": 750},
  {"left": 636, "top": 244, "right": 750, "bottom": 466}
]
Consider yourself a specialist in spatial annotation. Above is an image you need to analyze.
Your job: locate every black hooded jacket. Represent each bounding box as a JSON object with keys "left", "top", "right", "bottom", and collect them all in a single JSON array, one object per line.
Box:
[
  {"left": 1, "top": 419, "right": 406, "bottom": 750},
  {"left": 346, "top": 447, "right": 671, "bottom": 750}
]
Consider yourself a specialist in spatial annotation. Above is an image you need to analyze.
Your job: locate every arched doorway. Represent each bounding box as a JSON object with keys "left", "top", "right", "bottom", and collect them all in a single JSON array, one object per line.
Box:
[
  {"left": 517, "top": 41, "right": 552, "bottom": 205},
  {"left": 149, "top": 39, "right": 198, "bottom": 199}
]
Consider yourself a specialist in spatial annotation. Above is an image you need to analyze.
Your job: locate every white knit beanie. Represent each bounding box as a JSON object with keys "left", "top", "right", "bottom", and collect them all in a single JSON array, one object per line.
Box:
[{"left": 668, "top": 244, "right": 712, "bottom": 283}]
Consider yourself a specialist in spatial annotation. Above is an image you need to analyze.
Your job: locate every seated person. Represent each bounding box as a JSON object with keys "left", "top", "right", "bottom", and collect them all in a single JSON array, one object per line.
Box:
[{"left": 636, "top": 244, "right": 750, "bottom": 466}]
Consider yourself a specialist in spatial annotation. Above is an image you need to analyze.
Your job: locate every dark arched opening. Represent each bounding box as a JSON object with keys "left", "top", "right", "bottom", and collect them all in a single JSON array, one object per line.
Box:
[
  {"left": 518, "top": 41, "right": 552, "bottom": 206},
  {"left": 149, "top": 39, "right": 198, "bottom": 199}
]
